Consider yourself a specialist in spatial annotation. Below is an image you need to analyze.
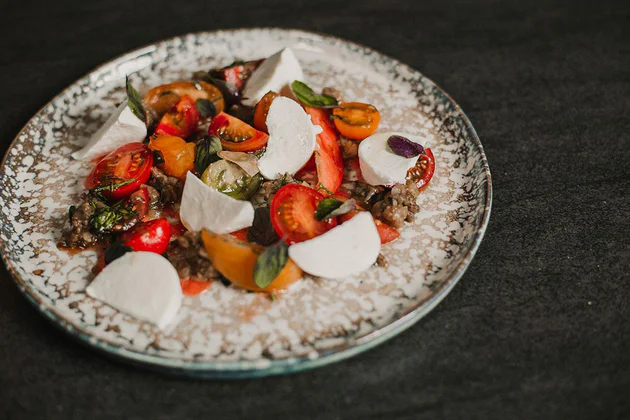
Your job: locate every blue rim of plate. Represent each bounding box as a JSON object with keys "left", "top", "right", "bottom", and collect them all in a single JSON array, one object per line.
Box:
[{"left": 0, "top": 27, "right": 492, "bottom": 378}]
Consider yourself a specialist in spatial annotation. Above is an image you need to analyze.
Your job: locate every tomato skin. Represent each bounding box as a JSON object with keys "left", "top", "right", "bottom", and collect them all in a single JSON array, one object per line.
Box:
[
  {"left": 407, "top": 148, "right": 435, "bottom": 191},
  {"left": 121, "top": 218, "right": 172, "bottom": 254},
  {"left": 207, "top": 112, "right": 268, "bottom": 152},
  {"left": 253, "top": 91, "right": 279, "bottom": 133},
  {"left": 302, "top": 107, "right": 344, "bottom": 195},
  {"left": 210, "top": 59, "right": 262, "bottom": 91},
  {"left": 346, "top": 157, "right": 364, "bottom": 182},
  {"left": 270, "top": 184, "right": 338, "bottom": 244},
  {"left": 332, "top": 102, "right": 381, "bottom": 140},
  {"left": 128, "top": 187, "right": 150, "bottom": 221},
  {"left": 154, "top": 96, "right": 200, "bottom": 139},
  {"left": 87, "top": 143, "right": 153, "bottom": 200},
  {"left": 230, "top": 228, "right": 249, "bottom": 242},
  {"left": 180, "top": 279, "right": 212, "bottom": 296},
  {"left": 338, "top": 210, "right": 400, "bottom": 244},
  {"left": 148, "top": 135, "right": 196, "bottom": 180}
]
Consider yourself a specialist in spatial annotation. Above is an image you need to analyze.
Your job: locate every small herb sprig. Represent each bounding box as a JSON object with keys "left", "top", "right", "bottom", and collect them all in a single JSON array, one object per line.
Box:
[
  {"left": 291, "top": 81, "right": 339, "bottom": 108},
  {"left": 315, "top": 198, "right": 356, "bottom": 221},
  {"left": 126, "top": 75, "right": 146, "bottom": 122}
]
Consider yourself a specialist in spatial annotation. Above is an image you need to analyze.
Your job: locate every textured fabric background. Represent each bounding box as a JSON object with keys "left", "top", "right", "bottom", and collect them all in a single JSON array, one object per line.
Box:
[{"left": 1, "top": 0, "right": 629, "bottom": 419}]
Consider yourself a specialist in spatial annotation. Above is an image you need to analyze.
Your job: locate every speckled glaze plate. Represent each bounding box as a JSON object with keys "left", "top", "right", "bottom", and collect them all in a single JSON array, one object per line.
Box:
[{"left": 0, "top": 28, "right": 491, "bottom": 378}]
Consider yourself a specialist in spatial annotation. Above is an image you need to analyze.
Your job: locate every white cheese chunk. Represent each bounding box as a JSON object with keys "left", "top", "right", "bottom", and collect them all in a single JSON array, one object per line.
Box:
[
  {"left": 257, "top": 97, "right": 318, "bottom": 180},
  {"left": 288, "top": 212, "right": 381, "bottom": 279},
  {"left": 72, "top": 101, "right": 147, "bottom": 161},
  {"left": 179, "top": 171, "right": 255, "bottom": 234},
  {"left": 358, "top": 132, "right": 427, "bottom": 186},
  {"left": 85, "top": 252, "right": 182, "bottom": 329},
  {"left": 241, "top": 48, "right": 304, "bottom": 106}
]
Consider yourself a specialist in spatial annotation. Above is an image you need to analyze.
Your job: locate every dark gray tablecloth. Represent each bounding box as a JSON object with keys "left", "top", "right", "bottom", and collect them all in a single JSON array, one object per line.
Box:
[{"left": 1, "top": 0, "right": 629, "bottom": 418}]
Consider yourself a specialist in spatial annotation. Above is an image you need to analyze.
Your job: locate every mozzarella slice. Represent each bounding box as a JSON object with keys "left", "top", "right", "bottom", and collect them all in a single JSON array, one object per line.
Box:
[
  {"left": 358, "top": 132, "right": 427, "bottom": 186},
  {"left": 288, "top": 212, "right": 381, "bottom": 279},
  {"left": 257, "top": 97, "right": 318, "bottom": 180},
  {"left": 85, "top": 252, "right": 182, "bottom": 329},
  {"left": 72, "top": 101, "right": 146, "bottom": 161},
  {"left": 179, "top": 171, "right": 255, "bottom": 234},
  {"left": 241, "top": 48, "right": 304, "bottom": 106}
]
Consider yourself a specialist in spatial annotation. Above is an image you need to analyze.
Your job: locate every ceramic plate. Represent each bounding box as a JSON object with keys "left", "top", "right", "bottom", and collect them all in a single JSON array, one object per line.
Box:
[{"left": 0, "top": 28, "right": 491, "bottom": 378}]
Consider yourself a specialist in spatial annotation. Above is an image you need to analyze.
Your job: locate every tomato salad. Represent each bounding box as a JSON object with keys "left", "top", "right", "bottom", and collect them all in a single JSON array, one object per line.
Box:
[{"left": 62, "top": 48, "right": 435, "bottom": 302}]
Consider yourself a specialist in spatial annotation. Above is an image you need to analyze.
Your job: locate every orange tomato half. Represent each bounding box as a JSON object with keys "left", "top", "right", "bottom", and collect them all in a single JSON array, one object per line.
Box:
[
  {"left": 201, "top": 231, "right": 302, "bottom": 293},
  {"left": 253, "top": 91, "right": 279, "bottom": 133},
  {"left": 332, "top": 102, "right": 381, "bottom": 141},
  {"left": 148, "top": 135, "right": 195, "bottom": 180}
]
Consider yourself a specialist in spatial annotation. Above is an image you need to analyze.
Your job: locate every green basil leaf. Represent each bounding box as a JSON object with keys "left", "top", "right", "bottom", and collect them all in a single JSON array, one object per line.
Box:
[
  {"left": 247, "top": 207, "right": 279, "bottom": 246},
  {"left": 253, "top": 241, "right": 289, "bottom": 289},
  {"left": 194, "top": 135, "right": 222, "bottom": 174},
  {"left": 315, "top": 198, "right": 356, "bottom": 221},
  {"left": 125, "top": 75, "right": 146, "bottom": 122},
  {"left": 291, "top": 81, "right": 339, "bottom": 108},
  {"left": 104, "top": 242, "right": 133, "bottom": 265},
  {"left": 196, "top": 98, "right": 216, "bottom": 118}
]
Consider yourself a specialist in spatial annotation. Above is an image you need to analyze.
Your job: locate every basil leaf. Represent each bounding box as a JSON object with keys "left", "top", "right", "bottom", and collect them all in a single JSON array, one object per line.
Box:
[
  {"left": 247, "top": 207, "right": 279, "bottom": 246},
  {"left": 104, "top": 242, "right": 133, "bottom": 265},
  {"left": 253, "top": 241, "right": 289, "bottom": 289},
  {"left": 125, "top": 75, "right": 146, "bottom": 122},
  {"left": 315, "top": 198, "right": 356, "bottom": 221},
  {"left": 387, "top": 135, "right": 425, "bottom": 158},
  {"left": 196, "top": 98, "right": 216, "bottom": 118},
  {"left": 194, "top": 135, "right": 222, "bottom": 174},
  {"left": 291, "top": 81, "right": 338, "bottom": 108}
]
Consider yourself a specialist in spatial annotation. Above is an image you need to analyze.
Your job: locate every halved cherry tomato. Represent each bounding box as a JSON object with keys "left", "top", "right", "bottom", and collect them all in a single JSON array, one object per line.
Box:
[
  {"left": 208, "top": 112, "right": 268, "bottom": 152},
  {"left": 332, "top": 102, "right": 381, "bottom": 141},
  {"left": 230, "top": 228, "right": 249, "bottom": 242},
  {"left": 406, "top": 148, "right": 435, "bottom": 191},
  {"left": 148, "top": 135, "right": 196, "bottom": 180},
  {"left": 128, "top": 187, "right": 150, "bottom": 221},
  {"left": 201, "top": 230, "right": 302, "bottom": 293},
  {"left": 154, "top": 96, "right": 200, "bottom": 139},
  {"left": 210, "top": 59, "right": 263, "bottom": 91},
  {"left": 180, "top": 279, "right": 212, "bottom": 296},
  {"left": 270, "top": 184, "right": 337, "bottom": 244},
  {"left": 143, "top": 81, "right": 225, "bottom": 122},
  {"left": 303, "top": 106, "right": 344, "bottom": 195},
  {"left": 86, "top": 143, "right": 153, "bottom": 200},
  {"left": 338, "top": 210, "right": 400, "bottom": 244},
  {"left": 253, "top": 91, "right": 279, "bottom": 133},
  {"left": 121, "top": 218, "right": 171, "bottom": 254}
]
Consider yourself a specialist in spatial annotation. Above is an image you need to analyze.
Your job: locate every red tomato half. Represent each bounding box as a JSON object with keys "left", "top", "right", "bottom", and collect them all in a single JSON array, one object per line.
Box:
[
  {"left": 407, "top": 148, "right": 435, "bottom": 191},
  {"left": 208, "top": 112, "right": 268, "bottom": 152},
  {"left": 303, "top": 106, "right": 343, "bottom": 195},
  {"left": 86, "top": 143, "right": 153, "bottom": 200},
  {"left": 180, "top": 279, "right": 212, "bottom": 296},
  {"left": 121, "top": 218, "right": 172, "bottom": 254},
  {"left": 339, "top": 210, "right": 400, "bottom": 244},
  {"left": 230, "top": 228, "right": 249, "bottom": 242},
  {"left": 128, "top": 187, "right": 150, "bottom": 221},
  {"left": 270, "top": 184, "right": 337, "bottom": 244},
  {"left": 154, "top": 95, "right": 200, "bottom": 139},
  {"left": 210, "top": 59, "right": 262, "bottom": 91}
]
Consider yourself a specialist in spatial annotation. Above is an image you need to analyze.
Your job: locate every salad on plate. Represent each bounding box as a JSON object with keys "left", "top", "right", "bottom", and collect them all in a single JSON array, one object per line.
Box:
[{"left": 60, "top": 47, "right": 435, "bottom": 329}]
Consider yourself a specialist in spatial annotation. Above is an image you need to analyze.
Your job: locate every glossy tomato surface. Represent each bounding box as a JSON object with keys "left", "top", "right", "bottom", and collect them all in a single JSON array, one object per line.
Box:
[
  {"left": 270, "top": 184, "right": 337, "bottom": 244},
  {"left": 86, "top": 142, "right": 153, "bottom": 200},
  {"left": 302, "top": 106, "right": 343, "bottom": 195},
  {"left": 208, "top": 112, "right": 268, "bottom": 152},
  {"left": 154, "top": 95, "right": 200, "bottom": 139},
  {"left": 407, "top": 148, "right": 435, "bottom": 191},
  {"left": 121, "top": 218, "right": 171, "bottom": 254}
]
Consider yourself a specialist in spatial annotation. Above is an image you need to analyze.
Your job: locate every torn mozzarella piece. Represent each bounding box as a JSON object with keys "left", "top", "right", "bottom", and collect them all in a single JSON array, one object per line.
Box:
[
  {"left": 358, "top": 132, "right": 427, "bottom": 186},
  {"left": 257, "top": 97, "right": 318, "bottom": 180},
  {"left": 241, "top": 48, "right": 304, "bottom": 106},
  {"left": 179, "top": 171, "right": 254, "bottom": 234},
  {"left": 85, "top": 252, "right": 182, "bottom": 329},
  {"left": 72, "top": 101, "right": 147, "bottom": 161},
  {"left": 288, "top": 212, "right": 381, "bottom": 279}
]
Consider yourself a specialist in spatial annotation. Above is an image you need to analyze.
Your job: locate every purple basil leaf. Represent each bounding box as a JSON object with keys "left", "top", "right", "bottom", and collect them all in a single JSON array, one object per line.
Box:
[{"left": 387, "top": 135, "right": 425, "bottom": 158}]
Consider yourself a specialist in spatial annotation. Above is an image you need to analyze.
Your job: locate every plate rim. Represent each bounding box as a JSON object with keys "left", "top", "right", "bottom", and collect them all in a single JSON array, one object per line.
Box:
[{"left": 0, "top": 27, "right": 492, "bottom": 378}]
